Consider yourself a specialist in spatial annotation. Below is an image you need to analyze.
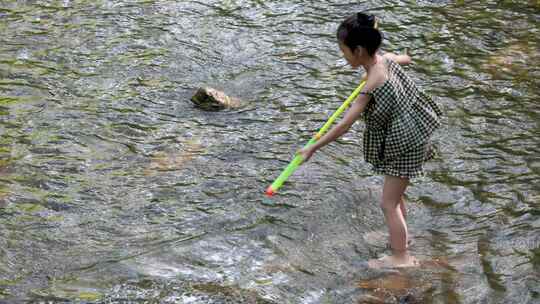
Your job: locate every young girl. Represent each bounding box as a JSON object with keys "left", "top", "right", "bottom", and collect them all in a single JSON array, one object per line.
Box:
[{"left": 299, "top": 12, "right": 442, "bottom": 268}]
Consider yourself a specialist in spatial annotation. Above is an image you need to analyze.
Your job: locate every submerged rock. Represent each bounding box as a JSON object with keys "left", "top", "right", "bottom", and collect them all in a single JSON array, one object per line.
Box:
[
  {"left": 357, "top": 257, "right": 457, "bottom": 303},
  {"left": 144, "top": 139, "right": 205, "bottom": 176},
  {"left": 191, "top": 87, "right": 241, "bottom": 111}
]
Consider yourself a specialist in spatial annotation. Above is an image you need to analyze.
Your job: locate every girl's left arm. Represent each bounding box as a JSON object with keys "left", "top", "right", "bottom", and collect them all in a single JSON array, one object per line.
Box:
[{"left": 383, "top": 52, "right": 411, "bottom": 65}]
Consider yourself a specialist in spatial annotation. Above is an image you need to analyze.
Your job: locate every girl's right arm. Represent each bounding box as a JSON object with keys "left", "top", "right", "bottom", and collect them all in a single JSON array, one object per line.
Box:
[
  {"left": 297, "top": 73, "right": 385, "bottom": 162},
  {"left": 297, "top": 94, "right": 370, "bottom": 163}
]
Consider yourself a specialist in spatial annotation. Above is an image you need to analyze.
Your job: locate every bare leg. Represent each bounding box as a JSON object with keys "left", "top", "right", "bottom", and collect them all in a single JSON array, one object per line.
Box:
[
  {"left": 399, "top": 195, "right": 413, "bottom": 248},
  {"left": 382, "top": 176, "right": 409, "bottom": 253},
  {"left": 399, "top": 195, "right": 407, "bottom": 221},
  {"left": 384, "top": 195, "right": 411, "bottom": 249},
  {"left": 369, "top": 176, "right": 417, "bottom": 268}
]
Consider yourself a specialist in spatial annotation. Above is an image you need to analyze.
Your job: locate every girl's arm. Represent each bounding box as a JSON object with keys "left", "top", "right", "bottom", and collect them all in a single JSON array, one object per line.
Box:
[
  {"left": 298, "top": 92, "right": 370, "bottom": 162},
  {"left": 314, "top": 94, "right": 369, "bottom": 147},
  {"left": 298, "top": 66, "right": 386, "bottom": 162},
  {"left": 383, "top": 51, "right": 411, "bottom": 65}
]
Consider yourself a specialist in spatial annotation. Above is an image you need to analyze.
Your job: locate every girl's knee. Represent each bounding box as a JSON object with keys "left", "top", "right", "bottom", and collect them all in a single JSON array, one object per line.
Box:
[{"left": 380, "top": 199, "right": 400, "bottom": 214}]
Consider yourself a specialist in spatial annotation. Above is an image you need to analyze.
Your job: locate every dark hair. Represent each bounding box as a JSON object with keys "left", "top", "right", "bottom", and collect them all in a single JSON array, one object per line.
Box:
[{"left": 337, "top": 12, "right": 382, "bottom": 56}]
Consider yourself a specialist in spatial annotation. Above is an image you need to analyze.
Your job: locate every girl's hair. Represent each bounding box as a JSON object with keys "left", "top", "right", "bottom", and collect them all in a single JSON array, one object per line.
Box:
[{"left": 337, "top": 12, "right": 382, "bottom": 56}]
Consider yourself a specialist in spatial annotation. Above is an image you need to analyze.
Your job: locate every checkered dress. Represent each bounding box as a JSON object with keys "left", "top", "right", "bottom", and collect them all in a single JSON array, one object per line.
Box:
[{"left": 362, "top": 58, "right": 442, "bottom": 178}]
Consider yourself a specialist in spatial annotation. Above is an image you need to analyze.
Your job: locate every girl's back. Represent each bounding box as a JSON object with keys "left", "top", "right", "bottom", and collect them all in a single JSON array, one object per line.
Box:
[{"left": 363, "top": 57, "right": 442, "bottom": 163}]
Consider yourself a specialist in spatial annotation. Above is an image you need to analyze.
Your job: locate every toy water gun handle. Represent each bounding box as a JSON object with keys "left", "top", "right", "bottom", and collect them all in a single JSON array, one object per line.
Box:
[{"left": 266, "top": 80, "right": 367, "bottom": 196}]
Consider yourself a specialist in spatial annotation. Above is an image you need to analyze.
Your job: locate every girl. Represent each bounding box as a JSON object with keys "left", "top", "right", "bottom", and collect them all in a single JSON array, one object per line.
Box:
[{"left": 299, "top": 12, "right": 442, "bottom": 268}]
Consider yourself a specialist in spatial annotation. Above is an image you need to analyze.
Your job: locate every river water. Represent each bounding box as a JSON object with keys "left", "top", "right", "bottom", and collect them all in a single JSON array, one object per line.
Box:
[{"left": 0, "top": 1, "right": 539, "bottom": 303}]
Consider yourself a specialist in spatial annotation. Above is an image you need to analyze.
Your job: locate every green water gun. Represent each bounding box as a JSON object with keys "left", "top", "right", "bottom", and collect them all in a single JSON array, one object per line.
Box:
[{"left": 266, "top": 80, "right": 367, "bottom": 197}]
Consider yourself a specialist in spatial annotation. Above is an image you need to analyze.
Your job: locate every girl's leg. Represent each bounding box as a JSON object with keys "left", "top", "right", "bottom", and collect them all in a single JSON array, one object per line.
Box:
[
  {"left": 381, "top": 176, "right": 409, "bottom": 253},
  {"left": 384, "top": 195, "right": 410, "bottom": 249},
  {"left": 369, "top": 175, "right": 416, "bottom": 267},
  {"left": 399, "top": 195, "right": 407, "bottom": 220}
]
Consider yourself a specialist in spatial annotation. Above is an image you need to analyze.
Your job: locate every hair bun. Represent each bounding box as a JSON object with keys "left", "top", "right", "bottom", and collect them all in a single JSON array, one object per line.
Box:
[
  {"left": 356, "top": 12, "right": 376, "bottom": 28},
  {"left": 366, "top": 15, "right": 375, "bottom": 24}
]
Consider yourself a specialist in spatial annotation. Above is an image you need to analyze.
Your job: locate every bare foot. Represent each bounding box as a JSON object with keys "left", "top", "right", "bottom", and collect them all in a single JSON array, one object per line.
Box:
[{"left": 368, "top": 254, "right": 419, "bottom": 269}]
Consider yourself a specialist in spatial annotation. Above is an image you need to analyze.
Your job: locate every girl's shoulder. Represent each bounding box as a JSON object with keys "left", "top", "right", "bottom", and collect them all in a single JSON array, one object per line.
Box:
[{"left": 363, "top": 57, "right": 389, "bottom": 93}]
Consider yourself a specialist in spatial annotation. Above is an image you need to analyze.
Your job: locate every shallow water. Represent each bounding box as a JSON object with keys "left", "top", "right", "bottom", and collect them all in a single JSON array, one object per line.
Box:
[{"left": 0, "top": 0, "right": 539, "bottom": 303}]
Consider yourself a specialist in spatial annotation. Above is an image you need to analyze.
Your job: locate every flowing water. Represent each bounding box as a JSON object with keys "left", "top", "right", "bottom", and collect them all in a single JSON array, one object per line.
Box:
[{"left": 0, "top": 0, "right": 539, "bottom": 303}]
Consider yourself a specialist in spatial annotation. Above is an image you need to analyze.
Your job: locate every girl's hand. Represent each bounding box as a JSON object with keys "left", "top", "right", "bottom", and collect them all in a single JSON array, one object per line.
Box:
[{"left": 297, "top": 146, "right": 316, "bottom": 163}]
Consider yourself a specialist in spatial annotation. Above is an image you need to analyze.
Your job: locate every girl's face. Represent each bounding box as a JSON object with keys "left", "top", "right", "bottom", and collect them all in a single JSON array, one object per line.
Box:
[{"left": 339, "top": 42, "right": 362, "bottom": 69}]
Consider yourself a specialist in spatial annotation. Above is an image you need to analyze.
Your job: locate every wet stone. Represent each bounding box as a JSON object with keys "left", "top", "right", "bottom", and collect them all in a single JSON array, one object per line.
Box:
[{"left": 191, "top": 87, "right": 241, "bottom": 111}]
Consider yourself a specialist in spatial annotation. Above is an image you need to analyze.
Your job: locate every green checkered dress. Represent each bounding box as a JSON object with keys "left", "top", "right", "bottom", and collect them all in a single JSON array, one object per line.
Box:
[{"left": 362, "top": 58, "right": 442, "bottom": 178}]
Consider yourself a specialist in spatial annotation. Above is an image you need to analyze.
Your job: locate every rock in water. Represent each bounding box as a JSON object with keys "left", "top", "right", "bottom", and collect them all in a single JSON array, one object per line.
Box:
[{"left": 191, "top": 87, "right": 240, "bottom": 111}]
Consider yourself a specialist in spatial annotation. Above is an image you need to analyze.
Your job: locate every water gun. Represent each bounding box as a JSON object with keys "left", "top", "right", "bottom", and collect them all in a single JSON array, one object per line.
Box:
[{"left": 266, "top": 80, "right": 367, "bottom": 196}]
